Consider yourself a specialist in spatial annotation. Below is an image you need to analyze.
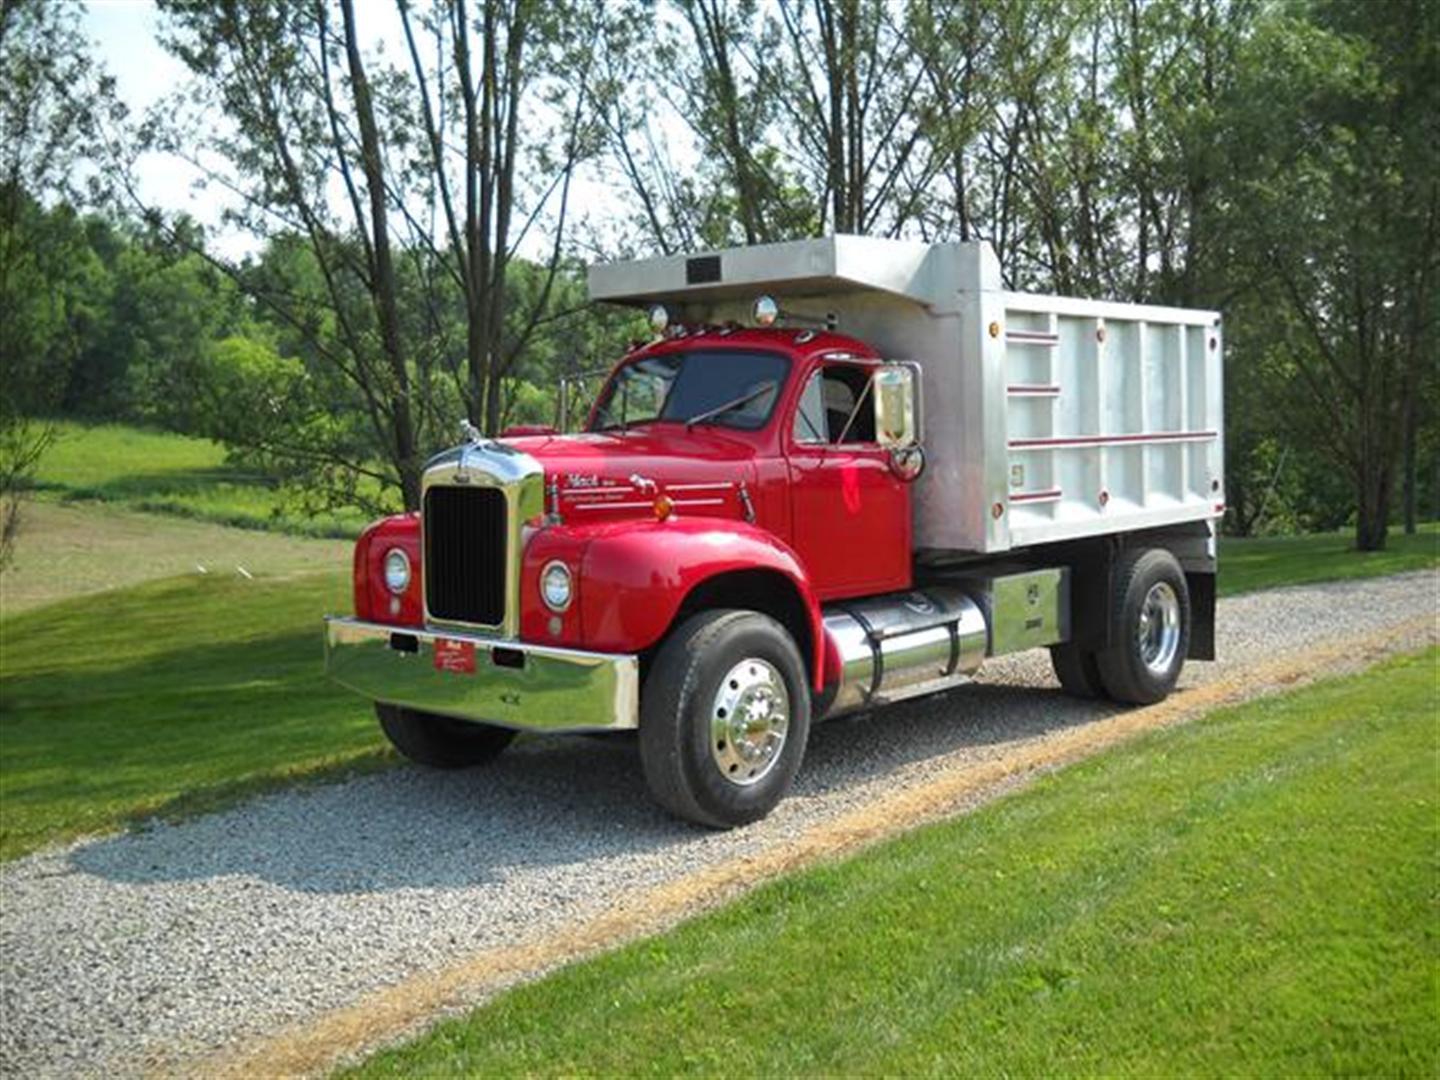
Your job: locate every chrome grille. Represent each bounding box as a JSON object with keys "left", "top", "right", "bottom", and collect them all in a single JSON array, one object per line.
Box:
[{"left": 423, "top": 486, "right": 507, "bottom": 625}]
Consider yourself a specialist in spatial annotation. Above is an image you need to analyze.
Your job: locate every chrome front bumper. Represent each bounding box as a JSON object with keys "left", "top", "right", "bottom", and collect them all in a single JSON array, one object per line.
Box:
[{"left": 323, "top": 618, "right": 640, "bottom": 733}]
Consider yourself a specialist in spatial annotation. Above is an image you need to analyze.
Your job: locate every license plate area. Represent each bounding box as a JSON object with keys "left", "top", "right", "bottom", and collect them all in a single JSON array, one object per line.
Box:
[{"left": 433, "top": 636, "right": 477, "bottom": 674}]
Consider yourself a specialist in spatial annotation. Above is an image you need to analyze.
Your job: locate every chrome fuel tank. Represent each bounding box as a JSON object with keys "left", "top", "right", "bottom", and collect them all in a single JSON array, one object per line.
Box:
[{"left": 821, "top": 586, "right": 987, "bottom": 717}]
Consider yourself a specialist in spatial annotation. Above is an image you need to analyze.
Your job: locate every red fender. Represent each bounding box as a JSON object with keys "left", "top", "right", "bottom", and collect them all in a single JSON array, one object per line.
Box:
[
  {"left": 519, "top": 518, "right": 826, "bottom": 692},
  {"left": 352, "top": 513, "right": 422, "bottom": 626}
]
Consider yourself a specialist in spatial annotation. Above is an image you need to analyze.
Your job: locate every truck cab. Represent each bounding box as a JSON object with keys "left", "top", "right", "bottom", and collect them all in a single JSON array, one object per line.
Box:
[
  {"left": 558, "top": 326, "right": 914, "bottom": 600},
  {"left": 326, "top": 236, "right": 1222, "bottom": 828}
]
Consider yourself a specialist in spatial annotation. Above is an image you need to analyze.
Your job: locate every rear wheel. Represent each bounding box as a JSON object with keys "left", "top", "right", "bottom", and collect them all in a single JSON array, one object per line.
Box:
[
  {"left": 1096, "top": 548, "right": 1191, "bottom": 704},
  {"left": 376, "top": 703, "right": 516, "bottom": 768},
  {"left": 640, "top": 609, "right": 811, "bottom": 829},
  {"left": 1050, "top": 643, "right": 1106, "bottom": 699}
]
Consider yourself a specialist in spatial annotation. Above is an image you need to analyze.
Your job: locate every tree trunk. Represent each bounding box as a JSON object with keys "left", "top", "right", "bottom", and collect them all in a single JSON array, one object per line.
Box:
[
  {"left": 1354, "top": 460, "right": 1391, "bottom": 551},
  {"left": 1401, "top": 388, "right": 1417, "bottom": 533},
  {"left": 340, "top": 0, "right": 420, "bottom": 510}
]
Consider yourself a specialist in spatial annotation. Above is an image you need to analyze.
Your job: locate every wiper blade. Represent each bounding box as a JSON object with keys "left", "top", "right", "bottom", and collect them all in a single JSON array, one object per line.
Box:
[
  {"left": 593, "top": 417, "right": 659, "bottom": 434},
  {"left": 684, "top": 381, "right": 777, "bottom": 430}
]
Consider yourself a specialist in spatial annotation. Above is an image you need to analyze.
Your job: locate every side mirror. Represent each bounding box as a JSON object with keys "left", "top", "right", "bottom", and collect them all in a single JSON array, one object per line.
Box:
[{"left": 874, "top": 363, "right": 921, "bottom": 449}]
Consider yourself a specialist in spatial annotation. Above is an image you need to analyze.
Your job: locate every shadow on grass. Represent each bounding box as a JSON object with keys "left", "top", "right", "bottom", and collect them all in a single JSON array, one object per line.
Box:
[
  {"left": 24, "top": 467, "right": 365, "bottom": 539},
  {"left": 25, "top": 464, "right": 265, "bottom": 498}
]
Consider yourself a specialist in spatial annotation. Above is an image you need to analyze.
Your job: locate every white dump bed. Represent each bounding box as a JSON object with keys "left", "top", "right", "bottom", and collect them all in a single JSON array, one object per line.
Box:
[{"left": 589, "top": 236, "right": 1224, "bottom": 555}]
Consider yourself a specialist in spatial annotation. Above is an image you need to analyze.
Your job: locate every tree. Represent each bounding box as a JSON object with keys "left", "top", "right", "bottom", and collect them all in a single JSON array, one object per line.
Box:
[
  {"left": 57, "top": 215, "right": 247, "bottom": 422},
  {"left": 151, "top": 0, "right": 428, "bottom": 507},
  {"left": 0, "top": 0, "right": 119, "bottom": 572},
  {"left": 148, "top": 0, "right": 607, "bottom": 510},
  {"left": 1222, "top": 0, "right": 1438, "bottom": 549},
  {"left": 393, "top": 0, "right": 606, "bottom": 435}
]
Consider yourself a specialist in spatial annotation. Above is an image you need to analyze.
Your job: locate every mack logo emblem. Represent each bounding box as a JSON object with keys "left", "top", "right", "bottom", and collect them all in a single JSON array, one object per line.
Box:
[
  {"left": 566, "top": 473, "right": 609, "bottom": 488},
  {"left": 433, "top": 637, "right": 476, "bottom": 674}
]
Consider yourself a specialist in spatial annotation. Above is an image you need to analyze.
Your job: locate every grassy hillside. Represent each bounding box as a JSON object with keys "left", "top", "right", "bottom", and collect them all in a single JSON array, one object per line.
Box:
[
  {"left": 0, "top": 501, "right": 351, "bottom": 614},
  {"left": 27, "top": 421, "right": 375, "bottom": 537},
  {"left": 0, "top": 570, "right": 387, "bottom": 860},
  {"left": 353, "top": 649, "right": 1439, "bottom": 1077}
]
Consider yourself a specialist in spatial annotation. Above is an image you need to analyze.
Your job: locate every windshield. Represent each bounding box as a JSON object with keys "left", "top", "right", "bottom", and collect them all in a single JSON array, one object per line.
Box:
[{"left": 589, "top": 350, "right": 789, "bottom": 432}]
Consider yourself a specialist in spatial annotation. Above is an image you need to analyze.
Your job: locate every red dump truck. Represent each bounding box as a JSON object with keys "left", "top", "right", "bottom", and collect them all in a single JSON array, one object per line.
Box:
[{"left": 324, "top": 236, "right": 1224, "bottom": 827}]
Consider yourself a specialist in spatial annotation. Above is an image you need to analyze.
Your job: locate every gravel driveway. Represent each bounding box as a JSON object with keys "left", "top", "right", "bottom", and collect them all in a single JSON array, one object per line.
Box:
[{"left": 2, "top": 571, "right": 1436, "bottom": 1077}]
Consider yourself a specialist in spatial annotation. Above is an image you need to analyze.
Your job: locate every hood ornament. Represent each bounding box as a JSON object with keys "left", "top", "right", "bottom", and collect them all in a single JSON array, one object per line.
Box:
[
  {"left": 453, "top": 419, "right": 488, "bottom": 484},
  {"left": 629, "top": 473, "right": 657, "bottom": 493}
]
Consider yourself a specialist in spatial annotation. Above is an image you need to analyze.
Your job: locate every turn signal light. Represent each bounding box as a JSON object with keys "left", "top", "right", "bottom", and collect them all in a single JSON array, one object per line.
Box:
[{"left": 653, "top": 494, "right": 674, "bottom": 520}]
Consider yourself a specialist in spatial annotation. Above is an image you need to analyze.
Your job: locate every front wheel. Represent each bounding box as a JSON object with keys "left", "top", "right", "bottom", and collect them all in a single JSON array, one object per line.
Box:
[
  {"left": 640, "top": 610, "right": 811, "bottom": 829},
  {"left": 376, "top": 703, "right": 516, "bottom": 768},
  {"left": 1096, "top": 548, "right": 1191, "bottom": 704}
]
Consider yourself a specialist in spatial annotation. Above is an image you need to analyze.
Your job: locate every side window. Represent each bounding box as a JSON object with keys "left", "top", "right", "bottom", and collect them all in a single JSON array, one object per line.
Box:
[
  {"left": 793, "top": 372, "right": 828, "bottom": 443},
  {"left": 792, "top": 364, "right": 876, "bottom": 444}
]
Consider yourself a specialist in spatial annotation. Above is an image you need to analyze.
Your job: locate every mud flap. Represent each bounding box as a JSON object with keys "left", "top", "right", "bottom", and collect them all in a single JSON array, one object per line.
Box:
[{"left": 1187, "top": 571, "right": 1216, "bottom": 660}]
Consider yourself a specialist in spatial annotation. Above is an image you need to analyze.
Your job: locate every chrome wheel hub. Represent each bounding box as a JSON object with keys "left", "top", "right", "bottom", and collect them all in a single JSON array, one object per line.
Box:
[
  {"left": 1138, "top": 581, "right": 1181, "bottom": 675},
  {"left": 710, "top": 657, "right": 790, "bottom": 786}
]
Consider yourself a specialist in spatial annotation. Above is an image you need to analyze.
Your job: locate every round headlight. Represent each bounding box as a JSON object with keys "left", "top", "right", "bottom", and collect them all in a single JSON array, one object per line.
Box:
[
  {"left": 540, "top": 560, "right": 573, "bottom": 612},
  {"left": 383, "top": 548, "right": 411, "bottom": 594},
  {"left": 648, "top": 304, "right": 670, "bottom": 335}
]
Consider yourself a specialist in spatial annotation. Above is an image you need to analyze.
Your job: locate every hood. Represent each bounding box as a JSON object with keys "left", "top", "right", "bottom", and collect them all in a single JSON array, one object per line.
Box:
[{"left": 503, "top": 425, "right": 758, "bottom": 522}]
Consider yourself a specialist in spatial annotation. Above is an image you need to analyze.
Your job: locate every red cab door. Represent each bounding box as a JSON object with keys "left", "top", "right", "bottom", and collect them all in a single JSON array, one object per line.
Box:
[{"left": 785, "top": 361, "right": 911, "bottom": 601}]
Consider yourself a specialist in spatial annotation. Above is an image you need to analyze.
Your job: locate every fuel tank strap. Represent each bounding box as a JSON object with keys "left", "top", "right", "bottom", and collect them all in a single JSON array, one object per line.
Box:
[
  {"left": 834, "top": 601, "right": 884, "bottom": 701},
  {"left": 945, "top": 619, "right": 961, "bottom": 677}
]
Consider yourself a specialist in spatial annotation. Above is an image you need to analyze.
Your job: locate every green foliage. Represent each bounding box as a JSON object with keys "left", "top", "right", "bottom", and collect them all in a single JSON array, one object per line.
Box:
[
  {"left": 195, "top": 336, "right": 308, "bottom": 436},
  {"left": 351, "top": 648, "right": 1439, "bottom": 1077},
  {"left": 0, "top": 0, "right": 123, "bottom": 572},
  {"left": 0, "top": 570, "right": 388, "bottom": 861},
  {"left": 100, "top": 239, "right": 248, "bottom": 423},
  {"left": 1216, "top": 0, "right": 1439, "bottom": 548},
  {"left": 0, "top": 197, "right": 105, "bottom": 416}
]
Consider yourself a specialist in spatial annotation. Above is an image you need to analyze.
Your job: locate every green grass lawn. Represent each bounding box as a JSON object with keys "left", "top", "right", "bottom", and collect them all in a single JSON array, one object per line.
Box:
[
  {"left": 1219, "top": 521, "right": 1438, "bottom": 595},
  {"left": 352, "top": 649, "right": 1439, "bottom": 1077},
  {"left": 0, "top": 570, "right": 387, "bottom": 860},
  {"left": 27, "top": 420, "right": 374, "bottom": 537}
]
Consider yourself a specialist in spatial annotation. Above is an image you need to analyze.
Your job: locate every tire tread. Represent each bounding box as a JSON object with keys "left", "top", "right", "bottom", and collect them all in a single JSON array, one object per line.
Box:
[
  {"left": 1095, "top": 547, "right": 1190, "bottom": 704},
  {"left": 639, "top": 609, "right": 809, "bottom": 829},
  {"left": 1050, "top": 642, "right": 1106, "bottom": 698}
]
